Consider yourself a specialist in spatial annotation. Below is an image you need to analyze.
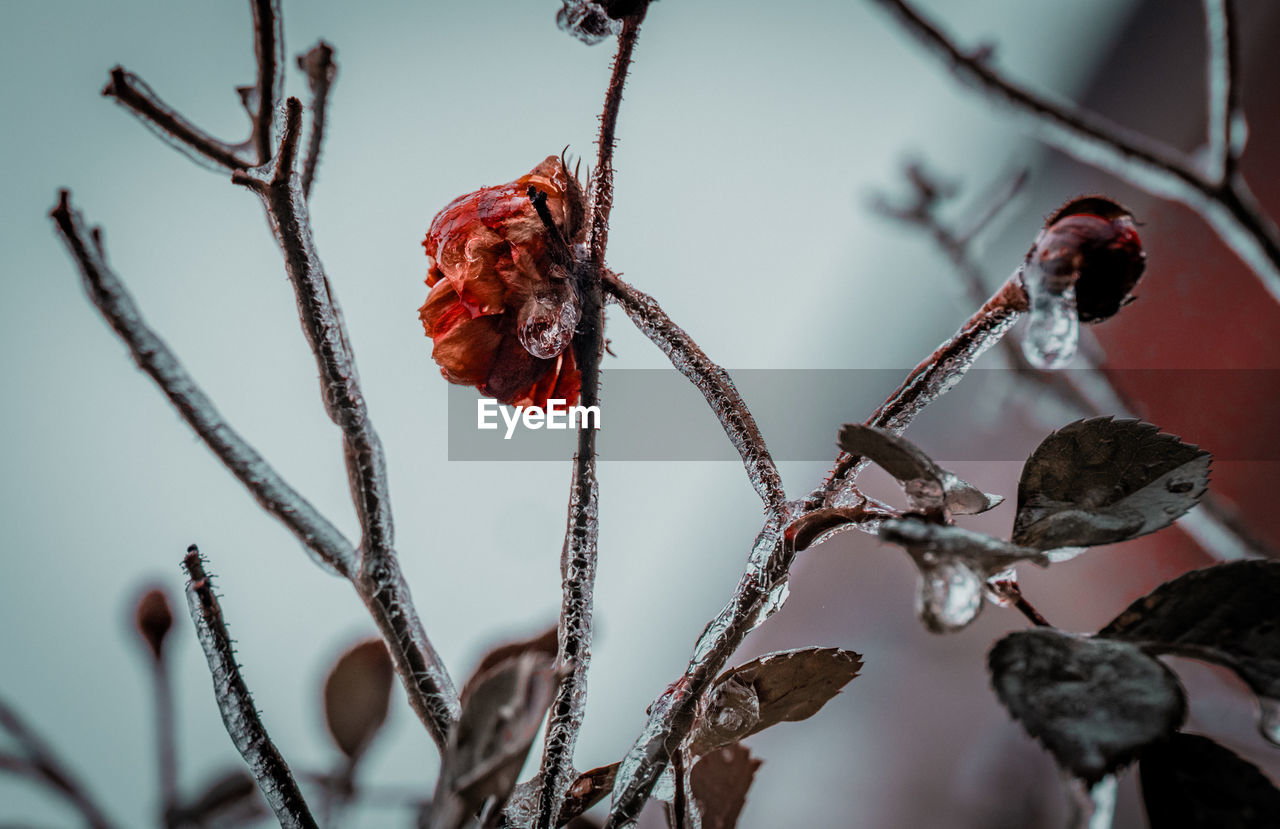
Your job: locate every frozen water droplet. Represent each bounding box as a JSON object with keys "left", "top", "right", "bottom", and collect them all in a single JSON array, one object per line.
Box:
[
  {"left": 917, "top": 559, "right": 983, "bottom": 633},
  {"left": 1086, "top": 776, "right": 1118, "bottom": 829},
  {"left": 1022, "top": 280, "right": 1079, "bottom": 369},
  {"left": 1259, "top": 697, "right": 1280, "bottom": 746},
  {"left": 557, "top": 1, "right": 620, "bottom": 45},
  {"left": 518, "top": 292, "right": 579, "bottom": 359},
  {"left": 1046, "top": 546, "right": 1088, "bottom": 564},
  {"left": 752, "top": 579, "right": 790, "bottom": 629}
]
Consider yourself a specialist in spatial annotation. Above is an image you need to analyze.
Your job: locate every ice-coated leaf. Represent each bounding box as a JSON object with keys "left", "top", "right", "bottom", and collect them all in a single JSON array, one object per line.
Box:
[
  {"left": 879, "top": 517, "right": 1049, "bottom": 634},
  {"left": 838, "top": 424, "right": 1002, "bottom": 517},
  {"left": 323, "top": 638, "right": 394, "bottom": 762},
  {"left": 989, "top": 629, "right": 1186, "bottom": 783},
  {"left": 689, "top": 744, "right": 762, "bottom": 829},
  {"left": 1139, "top": 733, "right": 1280, "bottom": 828},
  {"left": 426, "top": 650, "right": 559, "bottom": 829},
  {"left": 556, "top": 762, "right": 619, "bottom": 826},
  {"left": 1097, "top": 561, "right": 1280, "bottom": 745},
  {"left": 689, "top": 648, "right": 861, "bottom": 755},
  {"left": 1013, "top": 417, "right": 1210, "bottom": 549},
  {"left": 459, "top": 625, "right": 559, "bottom": 700}
]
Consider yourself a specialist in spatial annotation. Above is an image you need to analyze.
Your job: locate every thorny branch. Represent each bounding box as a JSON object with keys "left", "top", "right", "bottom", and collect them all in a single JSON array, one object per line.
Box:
[
  {"left": 867, "top": 0, "right": 1280, "bottom": 304},
  {"left": 0, "top": 695, "right": 118, "bottom": 829},
  {"left": 872, "top": 161, "right": 1276, "bottom": 561},
  {"left": 533, "top": 13, "right": 647, "bottom": 829},
  {"left": 50, "top": 192, "right": 359, "bottom": 573},
  {"left": 297, "top": 41, "right": 337, "bottom": 198},
  {"left": 232, "top": 97, "right": 460, "bottom": 750},
  {"left": 65, "top": 2, "right": 462, "bottom": 752},
  {"left": 182, "top": 546, "right": 317, "bottom": 829}
]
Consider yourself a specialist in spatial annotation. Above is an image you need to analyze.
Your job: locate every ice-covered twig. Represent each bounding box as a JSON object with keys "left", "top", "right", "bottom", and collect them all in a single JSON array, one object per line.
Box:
[
  {"left": 1203, "top": 0, "right": 1241, "bottom": 183},
  {"left": 50, "top": 191, "right": 358, "bottom": 574},
  {"left": 603, "top": 272, "right": 786, "bottom": 511},
  {"left": 0, "top": 696, "right": 119, "bottom": 829},
  {"left": 816, "top": 274, "right": 1030, "bottom": 504},
  {"left": 248, "top": 0, "right": 284, "bottom": 165},
  {"left": 877, "top": 163, "right": 1276, "bottom": 561},
  {"left": 182, "top": 546, "right": 318, "bottom": 829},
  {"left": 232, "top": 97, "right": 460, "bottom": 750},
  {"left": 533, "top": 15, "right": 646, "bottom": 829},
  {"left": 297, "top": 41, "right": 337, "bottom": 198},
  {"left": 868, "top": 0, "right": 1280, "bottom": 303},
  {"left": 102, "top": 67, "right": 249, "bottom": 171}
]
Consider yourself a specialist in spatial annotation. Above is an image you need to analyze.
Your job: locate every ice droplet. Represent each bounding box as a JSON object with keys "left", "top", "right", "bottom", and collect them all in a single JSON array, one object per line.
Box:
[
  {"left": 1022, "top": 279, "right": 1079, "bottom": 369},
  {"left": 518, "top": 291, "right": 579, "bottom": 359},
  {"left": 1046, "top": 546, "right": 1088, "bottom": 564},
  {"left": 556, "top": 1, "right": 620, "bottom": 45},
  {"left": 917, "top": 559, "right": 983, "bottom": 633},
  {"left": 1259, "top": 697, "right": 1280, "bottom": 746},
  {"left": 1087, "top": 776, "right": 1118, "bottom": 829}
]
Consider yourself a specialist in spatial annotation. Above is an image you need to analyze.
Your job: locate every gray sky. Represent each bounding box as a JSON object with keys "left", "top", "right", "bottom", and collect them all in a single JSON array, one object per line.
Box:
[{"left": 1, "top": 1, "right": 1138, "bottom": 825}]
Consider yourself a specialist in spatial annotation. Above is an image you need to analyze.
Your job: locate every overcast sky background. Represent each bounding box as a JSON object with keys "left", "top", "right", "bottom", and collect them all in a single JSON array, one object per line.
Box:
[{"left": 0, "top": 1, "right": 1167, "bottom": 826}]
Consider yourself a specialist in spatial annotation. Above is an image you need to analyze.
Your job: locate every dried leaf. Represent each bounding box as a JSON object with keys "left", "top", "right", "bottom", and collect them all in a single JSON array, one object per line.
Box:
[
  {"left": 1012, "top": 417, "right": 1210, "bottom": 550},
  {"left": 323, "top": 638, "right": 394, "bottom": 762},
  {"left": 1097, "top": 561, "right": 1280, "bottom": 744},
  {"left": 1139, "top": 733, "right": 1280, "bottom": 828},
  {"left": 460, "top": 625, "right": 559, "bottom": 700},
  {"left": 879, "top": 517, "right": 1048, "bottom": 634},
  {"left": 691, "top": 648, "right": 861, "bottom": 754},
  {"left": 557, "top": 762, "right": 619, "bottom": 826},
  {"left": 838, "top": 424, "right": 1002, "bottom": 517},
  {"left": 174, "top": 768, "right": 265, "bottom": 826},
  {"left": 426, "top": 650, "right": 559, "bottom": 829},
  {"left": 689, "top": 744, "right": 762, "bottom": 829},
  {"left": 988, "top": 629, "right": 1186, "bottom": 783}
]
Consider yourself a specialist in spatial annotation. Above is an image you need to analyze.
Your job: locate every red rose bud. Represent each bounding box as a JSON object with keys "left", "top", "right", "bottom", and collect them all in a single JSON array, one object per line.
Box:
[
  {"left": 421, "top": 156, "right": 585, "bottom": 407},
  {"left": 135, "top": 587, "right": 174, "bottom": 661}
]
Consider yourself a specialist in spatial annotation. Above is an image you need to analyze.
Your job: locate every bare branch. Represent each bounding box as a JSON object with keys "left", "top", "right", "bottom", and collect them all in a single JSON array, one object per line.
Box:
[
  {"left": 103, "top": 68, "right": 249, "bottom": 172},
  {"left": 868, "top": 0, "right": 1280, "bottom": 303},
  {"left": 50, "top": 190, "right": 358, "bottom": 575},
  {"left": 816, "top": 274, "right": 1029, "bottom": 503},
  {"left": 534, "top": 15, "right": 647, "bottom": 828},
  {"left": 297, "top": 41, "right": 338, "bottom": 198},
  {"left": 1203, "top": 0, "right": 1242, "bottom": 183},
  {"left": 182, "top": 546, "right": 318, "bottom": 829},
  {"left": 0, "top": 697, "right": 119, "bottom": 829},
  {"left": 250, "top": 0, "right": 285, "bottom": 164},
  {"left": 231, "top": 97, "right": 461, "bottom": 749},
  {"left": 603, "top": 272, "right": 786, "bottom": 511}
]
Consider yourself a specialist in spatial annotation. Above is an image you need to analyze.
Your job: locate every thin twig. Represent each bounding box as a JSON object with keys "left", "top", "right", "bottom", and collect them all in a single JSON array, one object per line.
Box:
[
  {"left": 232, "top": 97, "right": 461, "bottom": 750},
  {"left": 988, "top": 579, "right": 1052, "bottom": 627},
  {"left": 1203, "top": 0, "right": 1241, "bottom": 183},
  {"left": 250, "top": 0, "right": 284, "bottom": 165},
  {"left": 50, "top": 191, "right": 358, "bottom": 574},
  {"left": 533, "top": 15, "right": 646, "bottom": 829},
  {"left": 151, "top": 659, "right": 179, "bottom": 828},
  {"left": 602, "top": 272, "right": 786, "bottom": 511},
  {"left": 297, "top": 41, "right": 337, "bottom": 198},
  {"left": 102, "top": 68, "right": 249, "bottom": 171},
  {"left": 182, "top": 546, "right": 318, "bottom": 829},
  {"left": 0, "top": 697, "right": 119, "bottom": 829},
  {"left": 868, "top": 0, "right": 1280, "bottom": 303}
]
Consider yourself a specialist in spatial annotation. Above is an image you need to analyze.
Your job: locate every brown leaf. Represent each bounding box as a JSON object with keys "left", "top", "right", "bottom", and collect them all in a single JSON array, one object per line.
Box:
[
  {"left": 557, "top": 762, "right": 619, "bottom": 826},
  {"left": 691, "top": 648, "right": 861, "bottom": 754},
  {"left": 426, "top": 650, "right": 560, "bottom": 829},
  {"left": 323, "top": 638, "right": 394, "bottom": 762},
  {"left": 173, "top": 768, "right": 265, "bottom": 826},
  {"left": 689, "top": 744, "right": 762, "bottom": 829},
  {"left": 460, "top": 625, "right": 558, "bottom": 700}
]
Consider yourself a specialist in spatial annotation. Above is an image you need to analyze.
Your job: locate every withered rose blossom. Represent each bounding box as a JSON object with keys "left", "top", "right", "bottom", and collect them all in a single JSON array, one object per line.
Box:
[{"left": 420, "top": 156, "right": 586, "bottom": 407}]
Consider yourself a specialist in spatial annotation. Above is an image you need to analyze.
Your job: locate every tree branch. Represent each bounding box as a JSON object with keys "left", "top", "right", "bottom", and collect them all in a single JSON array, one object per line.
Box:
[
  {"left": 297, "top": 41, "right": 337, "bottom": 198},
  {"left": 102, "top": 68, "right": 250, "bottom": 172},
  {"left": 50, "top": 191, "right": 358, "bottom": 575},
  {"left": 603, "top": 272, "right": 786, "bottom": 511},
  {"left": 249, "top": 0, "right": 284, "bottom": 165},
  {"left": 231, "top": 97, "right": 461, "bottom": 750},
  {"left": 0, "top": 697, "right": 118, "bottom": 829},
  {"left": 868, "top": 0, "right": 1280, "bottom": 304},
  {"left": 182, "top": 546, "right": 317, "bottom": 829},
  {"left": 1203, "top": 0, "right": 1241, "bottom": 183},
  {"left": 533, "top": 15, "right": 646, "bottom": 829}
]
